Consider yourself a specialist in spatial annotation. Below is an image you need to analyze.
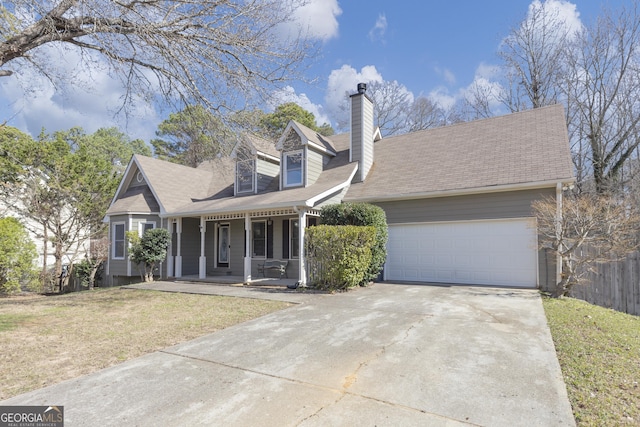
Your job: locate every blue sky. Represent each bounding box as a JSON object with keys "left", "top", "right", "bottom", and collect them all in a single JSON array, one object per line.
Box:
[{"left": 0, "top": 1, "right": 606, "bottom": 142}]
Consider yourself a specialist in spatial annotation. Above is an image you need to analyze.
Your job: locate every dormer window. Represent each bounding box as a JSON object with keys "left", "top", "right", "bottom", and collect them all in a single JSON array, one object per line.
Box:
[
  {"left": 236, "top": 159, "right": 255, "bottom": 194},
  {"left": 284, "top": 151, "right": 303, "bottom": 187}
]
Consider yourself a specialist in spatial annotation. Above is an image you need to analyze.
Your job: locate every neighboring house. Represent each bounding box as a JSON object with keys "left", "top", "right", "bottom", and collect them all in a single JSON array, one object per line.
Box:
[
  {"left": 0, "top": 200, "right": 90, "bottom": 270},
  {"left": 105, "top": 84, "right": 574, "bottom": 289}
]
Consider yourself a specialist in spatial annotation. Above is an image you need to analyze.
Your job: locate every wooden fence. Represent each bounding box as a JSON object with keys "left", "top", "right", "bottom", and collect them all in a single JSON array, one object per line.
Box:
[{"left": 569, "top": 251, "right": 640, "bottom": 316}]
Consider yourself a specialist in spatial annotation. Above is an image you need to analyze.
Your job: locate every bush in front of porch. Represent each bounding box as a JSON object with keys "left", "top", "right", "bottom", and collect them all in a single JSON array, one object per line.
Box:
[
  {"left": 305, "top": 225, "right": 376, "bottom": 291},
  {"left": 320, "top": 203, "right": 388, "bottom": 284}
]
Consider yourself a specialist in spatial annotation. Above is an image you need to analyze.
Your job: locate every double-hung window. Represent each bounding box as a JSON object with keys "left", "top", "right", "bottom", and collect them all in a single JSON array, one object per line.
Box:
[
  {"left": 290, "top": 219, "right": 299, "bottom": 258},
  {"left": 138, "top": 221, "right": 155, "bottom": 237},
  {"left": 236, "top": 159, "right": 255, "bottom": 193},
  {"left": 252, "top": 220, "right": 266, "bottom": 258},
  {"left": 284, "top": 151, "right": 303, "bottom": 187},
  {"left": 113, "top": 223, "right": 125, "bottom": 259}
]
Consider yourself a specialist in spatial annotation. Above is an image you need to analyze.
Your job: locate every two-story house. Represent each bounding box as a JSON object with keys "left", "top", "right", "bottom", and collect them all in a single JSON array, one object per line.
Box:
[{"left": 105, "top": 84, "right": 574, "bottom": 290}]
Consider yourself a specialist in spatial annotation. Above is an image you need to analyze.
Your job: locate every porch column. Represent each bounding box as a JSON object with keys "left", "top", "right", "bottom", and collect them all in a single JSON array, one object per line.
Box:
[
  {"left": 298, "top": 208, "right": 307, "bottom": 286},
  {"left": 167, "top": 218, "right": 174, "bottom": 277},
  {"left": 199, "top": 217, "right": 206, "bottom": 279},
  {"left": 175, "top": 218, "right": 183, "bottom": 278},
  {"left": 244, "top": 214, "right": 252, "bottom": 283}
]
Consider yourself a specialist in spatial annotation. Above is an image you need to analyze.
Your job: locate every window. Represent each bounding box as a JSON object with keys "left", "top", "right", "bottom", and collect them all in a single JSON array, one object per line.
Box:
[
  {"left": 284, "top": 151, "right": 303, "bottom": 187},
  {"left": 138, "top": 221, "right": 155, "bottom": 237},
  {"left": 236, "top": 159, "right": 255, "bottom": 193},
  {"left": 252, "top": 220, "right": 266, "bottom": 258},
  {"left": 113, "top": 223, "right": 125, "bottom": 259},
  {"left": 290, "top": 219, "right": 299, "bottom": 258}
]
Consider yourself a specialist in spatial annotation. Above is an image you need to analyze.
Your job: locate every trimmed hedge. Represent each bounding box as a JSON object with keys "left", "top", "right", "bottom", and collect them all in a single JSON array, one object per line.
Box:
[
  {"left": 320, "top": 203, "right": 388, "bottom": 284},
  {"left": 306, "top": 225, "right": 376, "bottom": 291}
]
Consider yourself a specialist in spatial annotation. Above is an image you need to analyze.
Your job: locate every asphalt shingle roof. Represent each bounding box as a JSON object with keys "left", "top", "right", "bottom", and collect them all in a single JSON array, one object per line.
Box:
[
  {"left": 345, "top": 104, "right": 574, "bottom": 201},
  {"left": 108, "top": 105, "right": 574, "bottom": 216}
]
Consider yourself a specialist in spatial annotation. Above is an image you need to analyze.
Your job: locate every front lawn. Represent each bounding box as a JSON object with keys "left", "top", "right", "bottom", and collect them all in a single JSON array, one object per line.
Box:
[
  {"left": 0, "top": 288, "right": 289, "bottom": 400},
  {"left": 543, "top": 296, "right": 640, "bottom": 426}
]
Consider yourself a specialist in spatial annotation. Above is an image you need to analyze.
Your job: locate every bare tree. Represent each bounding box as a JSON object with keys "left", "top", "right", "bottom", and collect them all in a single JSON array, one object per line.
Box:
[
  {"left": 405, "top": 96, "right": 445, "bottom": 132},
  {"left": 366, "top": 80, "right": 413, "bottom": 136},
  {"left": 0, "top": 0, "right": 316, "bottom": 114},
  {"left": 532, "top": 193, "right": 640, "bottom": 297},
  {"left": 498, "top": 0, "right": 573, "bottom": 111},
  {"left": 563, "top": 2, "right": 640, "bottom": 194}
]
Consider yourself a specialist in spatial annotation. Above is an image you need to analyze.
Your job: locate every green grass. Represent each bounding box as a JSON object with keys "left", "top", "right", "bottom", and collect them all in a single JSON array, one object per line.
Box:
[{"left": 543, "top": 296, "right": 640, "bottom": 426}]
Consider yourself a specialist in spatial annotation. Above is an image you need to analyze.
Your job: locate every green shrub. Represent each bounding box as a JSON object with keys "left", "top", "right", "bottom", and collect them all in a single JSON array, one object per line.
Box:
[
  {"left": 127, "top": 228, "right": 171, "bottom": 282},
  {"left": 0, "top": 217, "right": 38, "bottom": 294},
  {"left": 320, "top": 203, "right": 387, "bottom": 284},
  {"left": 306, "top": 225, "right": 376, "bottom": 291}
]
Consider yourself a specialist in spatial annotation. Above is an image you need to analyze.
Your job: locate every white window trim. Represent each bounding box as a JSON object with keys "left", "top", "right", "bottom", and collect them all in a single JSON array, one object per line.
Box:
[
  {"left": 283, "top": 150, "right": 304, "bottom": 188},
  {"left": 236, "top": 159, "right": 255, "bottom": 194},
  {"left": 112, "top": 222, "right": 126, "bottom": 260},
  {"left": 138, "top": 221, "right": 156, "bottom": 237},
  {"left": 251, "top": 220, "right": 267, "bottom": 259}
]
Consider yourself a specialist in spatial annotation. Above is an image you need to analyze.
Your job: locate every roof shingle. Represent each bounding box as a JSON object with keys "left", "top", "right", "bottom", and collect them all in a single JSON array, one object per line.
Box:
[{"left": 345, "top": 104, "right": 574, "bottom": 201}]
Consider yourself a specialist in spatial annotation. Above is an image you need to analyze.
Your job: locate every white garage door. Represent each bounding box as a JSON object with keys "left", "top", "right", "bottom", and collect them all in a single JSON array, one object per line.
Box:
[{"left": 386, "top": 219, "right": 538, "bottom": 287}]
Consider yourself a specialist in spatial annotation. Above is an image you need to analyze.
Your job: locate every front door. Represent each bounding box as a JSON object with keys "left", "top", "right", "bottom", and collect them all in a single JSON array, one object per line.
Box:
[{"left": 218, "top": 224, "right": 230, "bottom": 266}]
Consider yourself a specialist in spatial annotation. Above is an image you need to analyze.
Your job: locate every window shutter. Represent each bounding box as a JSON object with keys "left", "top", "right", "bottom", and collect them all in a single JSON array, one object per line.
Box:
[{"left": 282, "top": 219, "right": 289, "bottom": 259}]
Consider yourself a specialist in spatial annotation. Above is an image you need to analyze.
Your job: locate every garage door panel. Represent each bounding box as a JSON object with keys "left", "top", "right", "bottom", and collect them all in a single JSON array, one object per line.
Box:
[{"left": 386, "top": 219, "right": 537, "bottom": 287}]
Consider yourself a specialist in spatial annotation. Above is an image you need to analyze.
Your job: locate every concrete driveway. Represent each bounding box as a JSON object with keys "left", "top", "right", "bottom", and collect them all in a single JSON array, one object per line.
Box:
[{"left": 1, "top": 283, "right": 575, "bottom": 426}]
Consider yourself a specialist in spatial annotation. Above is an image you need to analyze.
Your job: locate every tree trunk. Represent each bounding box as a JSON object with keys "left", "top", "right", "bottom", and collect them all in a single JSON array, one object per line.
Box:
[
  {"left": 41, "top": 225, "right": 49, "bottom": 291},
  {"left": 552, "top": 256, "right": 574, "bottom": 298}
]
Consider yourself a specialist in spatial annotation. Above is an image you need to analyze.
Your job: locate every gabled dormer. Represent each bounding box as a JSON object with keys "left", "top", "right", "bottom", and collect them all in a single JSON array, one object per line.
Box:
[
  {"left": 232, "top": 134, "right": 280, "bottom": 196},
  {"left": 276, "top": 121, "right": 337, "bottom": 190}
]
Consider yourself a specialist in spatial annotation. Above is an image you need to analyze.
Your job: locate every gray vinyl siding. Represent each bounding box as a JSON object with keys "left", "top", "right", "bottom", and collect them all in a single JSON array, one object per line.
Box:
[
  {"left": 350, "top": 94, "right": 374, "bottom": 183},
  {"left": 108, "top": 215, "right": 129, "bottom": 277},
  {"left": 256, "top": 158, "right": 279, "bottom": 192},
  {"left": 131, "top": 214, "right": 160, "bottom": 234},
  {"left": 375, "top": 189, "right": 555, "bottom": 224},
  {"left": 351, "top": 97, "right": 362, "bottom": 180},
  {"left": 180, "top": 217, "right": 201, "bottom": 275},
  {"left": 306, "top": 148, "right": 324, "bottom": 186},
  {"left": 127, "top": 166, "right": 145, "bottom": 189},
  {"left": 227, "top": 219, "right": 245, "bottom": 275},
  {"left": 272, "top": 219, "right": 283, "bottom": 260},
  {"left": 361, "top": 97, "right": 374, "bottom": 180}
]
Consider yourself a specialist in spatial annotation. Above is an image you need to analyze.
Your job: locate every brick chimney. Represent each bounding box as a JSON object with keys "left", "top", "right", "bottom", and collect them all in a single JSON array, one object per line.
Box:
[{"left": 350, "top": 83, "right": 375, "bottom": 183}]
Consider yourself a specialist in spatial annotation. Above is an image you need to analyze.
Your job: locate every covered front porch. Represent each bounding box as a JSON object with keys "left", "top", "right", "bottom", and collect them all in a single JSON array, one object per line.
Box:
[{"left": 164, "top": 207, "right": 320, "bottom": 285}]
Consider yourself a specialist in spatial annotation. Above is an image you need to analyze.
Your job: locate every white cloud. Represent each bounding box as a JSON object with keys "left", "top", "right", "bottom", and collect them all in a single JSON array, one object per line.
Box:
[
  {"left": 271, "top": 86, "right": 331, "bottom": 126},
  {"left": 324, "top": 65, "right": 384, "bottom": 124},
  {"left": 368, "top": 14, "right": 388, "bottom": 42},
  {"left": 528, "top": 0, "right": 582, "bottom": 36},
  {"left": 0, "top": 43, "right": 160, "bottom": 142},
  {"left": 291, "top": 0, "right": 342, "bottom": 42},
  {"left": 428, "top": 87, "right": 459, "bottom": 111}
]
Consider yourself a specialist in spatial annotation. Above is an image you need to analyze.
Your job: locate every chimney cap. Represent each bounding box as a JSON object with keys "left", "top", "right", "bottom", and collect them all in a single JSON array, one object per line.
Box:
[{"left": 357, "top": 83, "right": 367, "bottom": 94}]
